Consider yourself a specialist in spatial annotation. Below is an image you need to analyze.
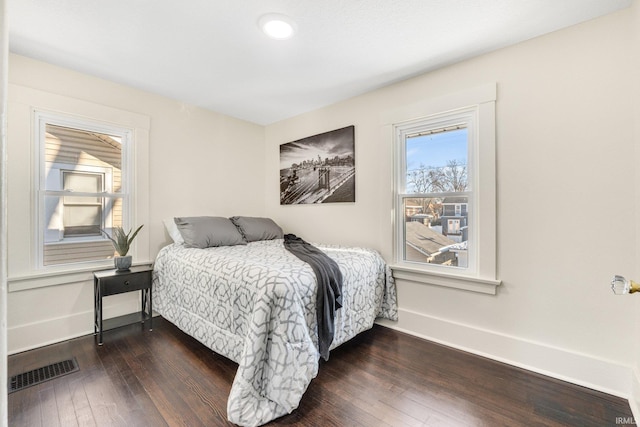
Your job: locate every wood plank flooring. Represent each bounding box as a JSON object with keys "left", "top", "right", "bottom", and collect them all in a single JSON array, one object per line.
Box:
[{"left": 8, "top": 317, "right": 634, "bottom": 426}]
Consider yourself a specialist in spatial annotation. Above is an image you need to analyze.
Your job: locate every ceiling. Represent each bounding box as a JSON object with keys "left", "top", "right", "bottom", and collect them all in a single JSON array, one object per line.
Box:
[{"left": 8, "top": 0, "right": 633, "bottom": 125}]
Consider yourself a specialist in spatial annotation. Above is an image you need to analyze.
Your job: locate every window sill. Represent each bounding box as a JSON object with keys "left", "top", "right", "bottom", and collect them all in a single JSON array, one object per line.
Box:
[
  {"left": 390, "top": 264, "right": 501, "bottom": 295},
  {"left": 8, "top": 260, "right": 154, "bottom": 292}
]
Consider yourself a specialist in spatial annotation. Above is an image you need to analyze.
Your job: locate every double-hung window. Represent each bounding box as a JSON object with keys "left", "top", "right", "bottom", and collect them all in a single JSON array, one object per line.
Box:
[
  {"left": 36, "top": 113, "right": 132, "bottom": 268},
  {"left": 61, "top": 170, "right": 105, "bottom": 238},
  {"left": 396, "top": 112, "right": 474, "bottom": 270},
  {"left": 390, "top": 84, "right": 499, "bottom": 294},
  {"left": 7, "top": 84, "right": 150, "bottom": 290}
]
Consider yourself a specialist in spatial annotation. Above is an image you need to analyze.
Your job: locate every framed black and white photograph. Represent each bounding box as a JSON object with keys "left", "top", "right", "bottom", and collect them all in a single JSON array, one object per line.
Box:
[{"left": 280, "top": 126, "right": 355, "bottom": 205}]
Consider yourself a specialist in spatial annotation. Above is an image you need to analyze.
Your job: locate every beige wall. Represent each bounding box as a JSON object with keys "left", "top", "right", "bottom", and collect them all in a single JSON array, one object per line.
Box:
[
  {"left": 630, "top": 0, "right": 640, "bottom": 418},
  {"left": 265, "top": 8, "right": 638, "bottom": 397},
  {"left": 6, "top": 54, "right": 265, "bottom": 352},
  {"left": 0, "top": 0, "right": 8, "bottom": 424}
]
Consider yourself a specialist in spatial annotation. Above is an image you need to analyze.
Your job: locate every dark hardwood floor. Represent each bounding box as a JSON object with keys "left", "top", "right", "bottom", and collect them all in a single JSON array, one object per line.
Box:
[{"left": 8, "top": 317, "right": 634, "bottom": 426}]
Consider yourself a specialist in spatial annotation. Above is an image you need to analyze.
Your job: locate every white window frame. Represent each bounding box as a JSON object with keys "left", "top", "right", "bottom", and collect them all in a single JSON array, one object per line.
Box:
[
  {"left": 61, "top": 169, "right": 105, "bottom": 238},
  {"left": 386, "top": 83, "right": 500, "bottom": 294},
  {"left": 34, "top": 110, "right": 133, "bottom": 269},
  {"left": 46, "top": 163, "right": 114, "bottom": 242},
  {"left": 395, "top": 108, "right": 477, "bottom": 273}
]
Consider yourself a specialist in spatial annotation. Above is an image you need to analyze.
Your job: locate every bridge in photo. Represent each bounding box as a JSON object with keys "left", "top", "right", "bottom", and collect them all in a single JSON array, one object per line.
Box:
[{"left": 280, "top": 165, "right": 355, "bottom": 204}]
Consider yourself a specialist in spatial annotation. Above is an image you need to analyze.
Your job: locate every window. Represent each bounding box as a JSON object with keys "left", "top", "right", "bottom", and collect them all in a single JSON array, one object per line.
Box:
[
  {"left": 7, "top": 85, "right": 150, "bottom": 290},
  {"left": 396, "top": 112, "right": 474, "bottom": 272},
  {"left": 388, "top": 84, "right": 499, "bottom": 294},
  {"left": 36, "top": 113, "right": 131, "bottom": 268},
  {"left": 62, "top": 170, "right": 105, "bottom": 237}
]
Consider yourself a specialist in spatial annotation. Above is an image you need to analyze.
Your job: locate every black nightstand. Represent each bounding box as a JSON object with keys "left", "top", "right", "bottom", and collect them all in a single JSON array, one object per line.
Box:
[{"left": 93, "top": 265, "right": 153, "bottom": 345}]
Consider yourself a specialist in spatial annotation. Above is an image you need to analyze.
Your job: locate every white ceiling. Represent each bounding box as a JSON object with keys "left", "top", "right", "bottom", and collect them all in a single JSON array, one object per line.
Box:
[{"left": 8, "top": 0, "right": 632, "bottom": 125}]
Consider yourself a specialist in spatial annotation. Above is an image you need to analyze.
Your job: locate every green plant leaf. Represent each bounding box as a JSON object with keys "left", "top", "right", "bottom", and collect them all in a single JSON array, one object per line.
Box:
[{"left": 101, "top": 224, "right": 144, "bottom": 256}]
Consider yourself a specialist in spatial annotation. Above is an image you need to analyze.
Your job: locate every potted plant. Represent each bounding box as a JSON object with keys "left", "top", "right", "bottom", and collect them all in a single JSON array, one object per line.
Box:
[{"left": 102, "top": 225, "right": 144, "bottom": 271}]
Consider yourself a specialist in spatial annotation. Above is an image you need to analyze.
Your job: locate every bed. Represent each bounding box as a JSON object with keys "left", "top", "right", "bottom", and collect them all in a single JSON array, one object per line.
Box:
[{"left": 153, "top": 216, "right": 398, "bottom": 426}]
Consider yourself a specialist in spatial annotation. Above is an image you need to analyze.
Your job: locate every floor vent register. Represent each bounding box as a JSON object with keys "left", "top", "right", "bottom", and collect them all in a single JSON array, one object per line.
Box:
[{"left": 8, "top": 358, "right": 79, "bottom": 393}]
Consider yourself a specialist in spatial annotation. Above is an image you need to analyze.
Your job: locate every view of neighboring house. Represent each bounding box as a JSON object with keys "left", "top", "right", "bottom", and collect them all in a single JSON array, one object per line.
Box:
[
  {"left": 405, "top": 196, "right": 468, "bottom": 267},
  {"left": 440, "top": 196, "right": 468, "bottom": 242},
  {"left": 43, "top": 125, "right": 122, "bottom": 265}
]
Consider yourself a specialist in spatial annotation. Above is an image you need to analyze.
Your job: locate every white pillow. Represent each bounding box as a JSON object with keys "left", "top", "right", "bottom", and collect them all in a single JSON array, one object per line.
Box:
[{"left": 163, "top": 218, "right": 185, "bottom": 244}]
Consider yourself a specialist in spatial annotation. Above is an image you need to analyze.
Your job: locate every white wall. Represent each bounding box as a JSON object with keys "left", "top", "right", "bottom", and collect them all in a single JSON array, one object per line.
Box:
[
  {"left": 6, "top": 54, "right": 266, "bottom": 353},
  {"left": 0, "top": 0, "right": 8, "bottom": 424},
  {"left": 265, "top": 8, "right": 638, "bottom": 397},
  {"left": 629, "top": 0, "right": 640, "bottom": 419}
]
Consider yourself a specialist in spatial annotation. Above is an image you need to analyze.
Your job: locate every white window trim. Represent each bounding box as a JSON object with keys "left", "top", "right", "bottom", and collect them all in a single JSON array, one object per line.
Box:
[
  {"left": 384, "top": 83, "right": 500, "bottom": 294},
  {"left": 7, "top": 83, "right": 151, "bottom": 291},
  {"left": 394, "top": 107, "right": 478, "bottom": 275},
  {"left": 51, "top": 162, "right": 113, "bottom": 192},
  {"left": 48, "top": 163, "right": 114, "bottom": 243}
]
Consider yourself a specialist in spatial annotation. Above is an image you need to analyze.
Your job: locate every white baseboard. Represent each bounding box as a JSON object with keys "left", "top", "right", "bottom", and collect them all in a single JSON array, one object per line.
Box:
[
  {"left": 8, "top": 298, "right": 143, "bottom": 355},
  {"left": 376, "top": 308, "right": 632, "bottom": 398}
]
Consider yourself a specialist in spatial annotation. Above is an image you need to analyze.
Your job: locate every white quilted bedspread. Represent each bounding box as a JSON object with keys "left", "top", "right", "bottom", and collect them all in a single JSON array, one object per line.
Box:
[{"left": 152, "top": 239, "right": 397, "bottom": 427}]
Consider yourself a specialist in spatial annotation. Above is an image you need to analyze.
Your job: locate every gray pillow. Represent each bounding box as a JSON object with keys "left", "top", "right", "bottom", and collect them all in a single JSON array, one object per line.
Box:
[
  {"left": 230, "top": 216, "right": 283, "bottom": 242},
  {"left": 174, "top": 216, "right": 246, "bottom": 248}
]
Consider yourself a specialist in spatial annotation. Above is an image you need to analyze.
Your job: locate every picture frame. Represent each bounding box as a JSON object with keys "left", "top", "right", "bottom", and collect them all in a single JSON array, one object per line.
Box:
[{"left": 279, "top": 126, "right": 355, "bottom": 205}]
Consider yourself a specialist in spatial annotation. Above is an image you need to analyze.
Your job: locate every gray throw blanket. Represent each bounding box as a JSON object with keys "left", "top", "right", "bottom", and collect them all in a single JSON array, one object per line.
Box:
[{"left": 283, "top": 234, "right": 343, "bottom": 361}]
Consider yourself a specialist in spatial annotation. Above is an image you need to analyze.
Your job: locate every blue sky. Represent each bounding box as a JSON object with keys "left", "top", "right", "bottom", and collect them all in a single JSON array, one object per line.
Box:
[{"left": 406, "top": 128, "right": 467, "bottom": 171}]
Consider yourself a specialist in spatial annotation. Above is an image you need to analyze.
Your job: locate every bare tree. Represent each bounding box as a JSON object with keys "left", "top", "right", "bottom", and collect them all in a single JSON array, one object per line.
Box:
[
  {"left": 405, "top": 160, "right": 467, "bottom": 220},
  {"left": 407, "top": 160, "right": 467, "bottom": 193},
  {"left": 407, "top": 164, "right": 434, "bottom": 193},
  {"left": 435, "top": 159, "right": 468, "bottom": 192}
]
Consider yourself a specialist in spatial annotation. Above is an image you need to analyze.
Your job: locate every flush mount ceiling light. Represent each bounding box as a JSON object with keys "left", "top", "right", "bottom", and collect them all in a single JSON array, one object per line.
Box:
[{"left": 258, "top": 13, "right": 297, "bottom": 40}]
